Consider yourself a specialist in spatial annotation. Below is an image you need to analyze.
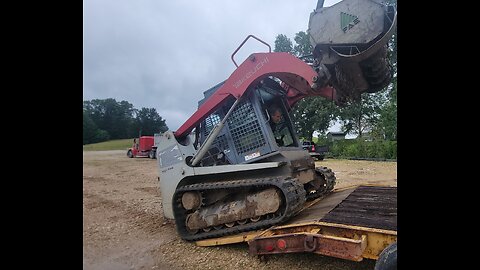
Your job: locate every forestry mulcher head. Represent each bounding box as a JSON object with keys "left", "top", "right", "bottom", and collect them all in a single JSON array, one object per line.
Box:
[{"left": 308, "top": 0, "right": 397, "bottom": 105}]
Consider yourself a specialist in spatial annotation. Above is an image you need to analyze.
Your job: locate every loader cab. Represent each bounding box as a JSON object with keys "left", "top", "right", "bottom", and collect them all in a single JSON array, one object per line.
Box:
[
  {"left": 256, "top": 84, "right": 298, "bottom": 148},
  {"left": 195, "top": 78, "right": 301, "bottom": 166}
]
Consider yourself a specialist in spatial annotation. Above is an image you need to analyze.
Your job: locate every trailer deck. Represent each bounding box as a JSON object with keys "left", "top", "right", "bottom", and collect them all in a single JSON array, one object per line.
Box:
[
  {"left": 320, "top": 186, "right": 396, "bottom": 231},
  {"left": 195, "top": 185, "right": 397, "bottom": 262}
]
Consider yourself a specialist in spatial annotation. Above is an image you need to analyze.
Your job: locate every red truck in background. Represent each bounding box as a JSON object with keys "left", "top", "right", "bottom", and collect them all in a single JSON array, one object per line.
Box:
[{"left": 127, "top": 136, "right": 157, "bottom": 159}]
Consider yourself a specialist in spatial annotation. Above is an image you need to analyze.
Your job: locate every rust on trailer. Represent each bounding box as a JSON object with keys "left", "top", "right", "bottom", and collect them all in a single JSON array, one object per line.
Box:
[
  {"left": 247, "top": 185, "right": 397, "bottom": 261},
  {"left": 195, "top": 185, "right": 397, "bottom": 261},
  {"left": 248, "top": 230, "right": 367, "bottom": 261},
  {"left": 248, "top": 221, "right": 396, "bottom": 260}
]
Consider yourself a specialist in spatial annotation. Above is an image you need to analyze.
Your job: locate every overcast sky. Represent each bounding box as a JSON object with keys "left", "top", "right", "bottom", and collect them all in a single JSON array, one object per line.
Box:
[{"left": 83, "top": 0, "right": 342, "bottom": 132}]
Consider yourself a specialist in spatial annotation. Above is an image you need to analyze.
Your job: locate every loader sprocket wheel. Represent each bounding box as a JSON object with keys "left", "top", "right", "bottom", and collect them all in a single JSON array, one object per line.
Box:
[
  {"left": 172, "top": 177, "right": 306, "bottom": 241},
  {"left": 306, "top": 166, "right": 336, "bottom": 201}
]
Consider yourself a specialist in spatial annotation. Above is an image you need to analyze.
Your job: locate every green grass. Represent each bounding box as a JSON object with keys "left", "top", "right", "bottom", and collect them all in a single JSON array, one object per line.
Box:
[{"left": 83, "top": 138, "right": 134, "bottom": 151}]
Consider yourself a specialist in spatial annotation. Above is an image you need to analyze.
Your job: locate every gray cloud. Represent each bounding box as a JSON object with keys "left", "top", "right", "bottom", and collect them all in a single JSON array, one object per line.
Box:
[{"left": 84, "top": 0, "right": 341, "bottom": 130}]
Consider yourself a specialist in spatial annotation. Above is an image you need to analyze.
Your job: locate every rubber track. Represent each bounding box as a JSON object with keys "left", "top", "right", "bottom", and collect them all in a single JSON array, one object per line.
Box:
[{"left": 172, "top": 177, "right": 306, "bottom": 241}]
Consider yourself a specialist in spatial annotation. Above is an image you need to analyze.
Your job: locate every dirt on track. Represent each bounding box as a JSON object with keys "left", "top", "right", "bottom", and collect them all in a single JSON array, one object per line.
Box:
[{"left": 83, "top": 150, "right": 397, "bottom": 270}]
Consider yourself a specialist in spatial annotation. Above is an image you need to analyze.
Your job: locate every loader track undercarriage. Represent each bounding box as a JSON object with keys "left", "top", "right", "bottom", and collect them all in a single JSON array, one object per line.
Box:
[
  {"left": 172, "top": 166, "right": 336, "bottom": 241},
  {"left": 173, "top": 177, "right": 307, "bottom": 241}
]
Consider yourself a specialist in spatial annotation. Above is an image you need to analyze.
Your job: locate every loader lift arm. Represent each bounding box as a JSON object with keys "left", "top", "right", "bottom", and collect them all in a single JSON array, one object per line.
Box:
[{"left": 174, "top": 42, "right": 336, "bottom": 139}]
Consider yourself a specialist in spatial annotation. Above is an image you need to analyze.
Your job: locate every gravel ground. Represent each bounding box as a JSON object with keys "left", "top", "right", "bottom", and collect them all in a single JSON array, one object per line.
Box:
[{"left": 83, "top": 150, "right": 396, "bottom": 270}]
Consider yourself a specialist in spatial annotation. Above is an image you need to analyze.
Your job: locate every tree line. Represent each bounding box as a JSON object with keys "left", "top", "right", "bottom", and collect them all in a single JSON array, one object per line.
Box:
[
  {"left": 83, "top": 98, "right": 168, "bottom": 145},
  {"left": 275, "top": 28, "right": 397, "bottom": 142}
]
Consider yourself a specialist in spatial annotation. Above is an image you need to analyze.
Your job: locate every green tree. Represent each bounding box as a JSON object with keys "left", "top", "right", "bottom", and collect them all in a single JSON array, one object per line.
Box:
[
  {"left": 83, "top": 111, "right": 110, "bottom": 144},
  {"left": 83, "top": 98, "right": 136, "bottom": 139},
  {"left": 337, "top": 91, "right": 387, "bottom": 138},
  {"left": 134, "top": 107, "right": 169, "bottom": 136},
  {"left": 83, "top": 111, "right": 98, "bottom": 144},
  {"left": 290, "top": 97, "right": 336, "bottom": 141},
  {"left": 293, "top": 31, "right": 313, "bottom": 62},
  {"left": 372, "top": 77, "right": 397, "bottom": 140},
  {"left": 274, "top": 34, "right": 293, "bottom": 53}
]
